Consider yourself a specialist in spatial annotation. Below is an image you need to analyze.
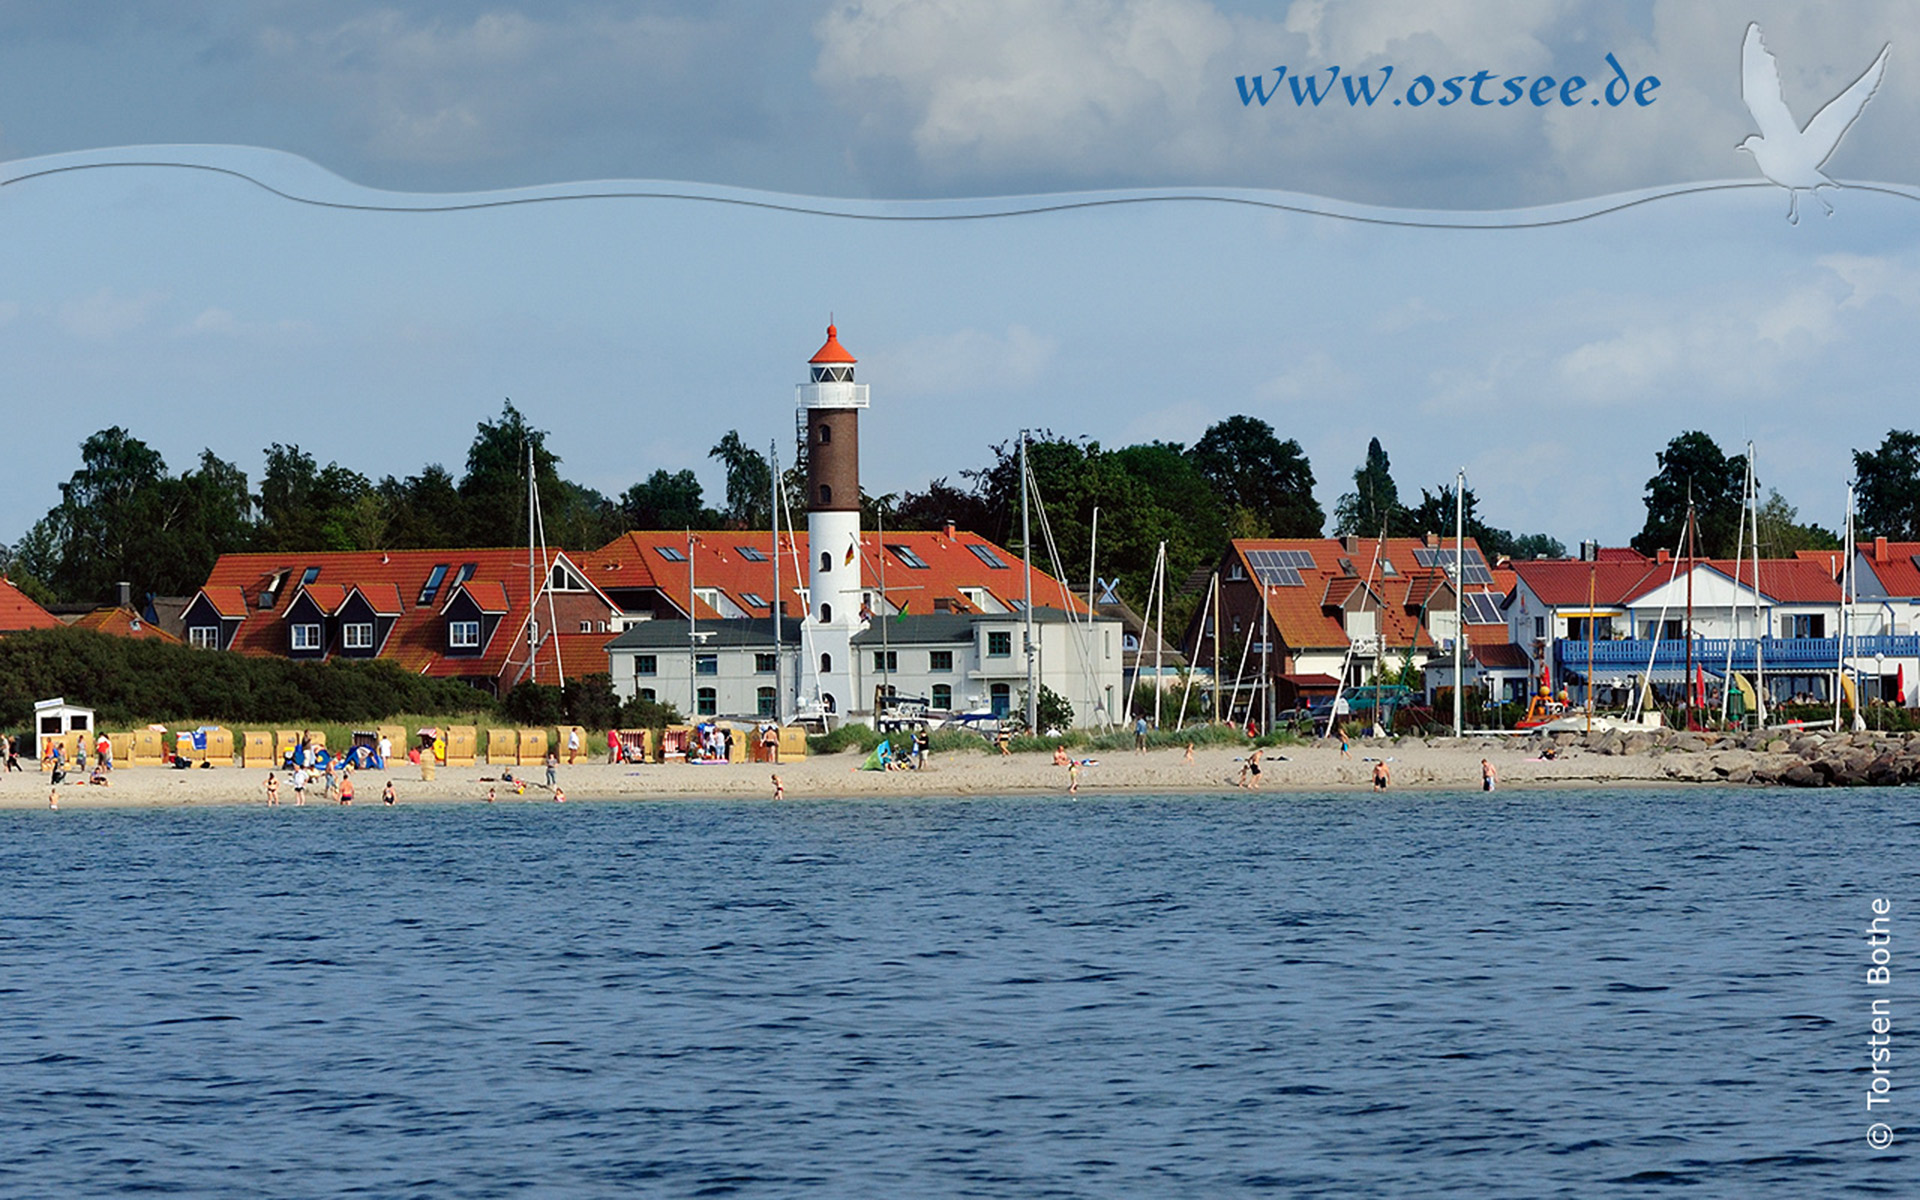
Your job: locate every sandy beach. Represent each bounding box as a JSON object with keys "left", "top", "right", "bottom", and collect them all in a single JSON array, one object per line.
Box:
[{"left": 3, "top": 735, "right": 1762, "bottom": 810}]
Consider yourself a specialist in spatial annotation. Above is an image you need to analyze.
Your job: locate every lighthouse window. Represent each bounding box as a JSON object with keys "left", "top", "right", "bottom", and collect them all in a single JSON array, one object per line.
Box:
[
  {"left": 817, "top": 424, "right": 832, "bottom": 444},
  {"left": 819, "top": 485, "right": 833, "bottom": 505},
  {"left": 821, "top": 652, "right": 832, "bottom": 672},
  {"left": 820, "top": 603, "right": 832, "bottom": 622},
  {"left": 820, "top": 552, "right": 831, "bottom": 573}
]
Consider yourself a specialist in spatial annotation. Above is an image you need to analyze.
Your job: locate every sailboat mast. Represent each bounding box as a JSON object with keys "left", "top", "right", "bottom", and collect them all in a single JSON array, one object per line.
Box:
[
  {"left": 1153, "top": 541, "right": 1166, "bottom": 730},
  {"left": 771, "top": 439, "right": 782, "bottom": 726},
  {"left": 1020, "top": 431, "right": 1037, "bottom": 734},
  {"left": 1453, "top": 468, "right": 1464, "bottom": 737}
]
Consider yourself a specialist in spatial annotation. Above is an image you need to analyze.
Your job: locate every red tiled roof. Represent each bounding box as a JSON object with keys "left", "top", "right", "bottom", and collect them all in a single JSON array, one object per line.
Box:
[
  {"left": 1690, "top": 559, "right": 1842, "bottom": 605},
  {"left": 1512, "top": 559, "right": 1667, "bottom": 607},
  {"left": 351, "top": 583, "right": 404, "bottom": 616},
  {"left": 1595, "top": 547, "right": 1649, "bottom": 564},
  {"left": 457, "top": 580, "right": 511, "bottom": 614},
  {"left": 1853, "top": 541, "right": 1920, "bottom": 597},
  {"left": 0, "top": 579, "right": 61, "bottom": 632},
  {"left": 192, "top": 548, "right": 615, "bottom": 685},
  {"left": 71, "top": 606, "right": 180, "bottom": 642},
  {"left": 1472, "top": 642, "right": 1532, "bottom": 669},
  {"left": 580, "top": 529, "right": 1087, "bottom": 620},
  {"left": 1229, "top": 537, "right": 1491, "bottom": 654}
]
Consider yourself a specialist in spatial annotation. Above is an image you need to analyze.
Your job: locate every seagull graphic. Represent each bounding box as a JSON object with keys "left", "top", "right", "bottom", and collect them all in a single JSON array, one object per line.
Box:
[{"left": 1738, "top": 22, "right": 1889, "bottom": 224}]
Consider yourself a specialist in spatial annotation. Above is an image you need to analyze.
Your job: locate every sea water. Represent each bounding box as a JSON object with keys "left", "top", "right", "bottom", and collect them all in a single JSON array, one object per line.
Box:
[{"left": 2, "top": 788, "right": 1912, "bottom": 1197}]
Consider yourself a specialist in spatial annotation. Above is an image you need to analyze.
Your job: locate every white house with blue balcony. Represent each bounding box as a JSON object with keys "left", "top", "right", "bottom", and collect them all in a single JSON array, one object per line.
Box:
[{"left": 1508, "top": 552, "right": 1916, "bottom": 711}]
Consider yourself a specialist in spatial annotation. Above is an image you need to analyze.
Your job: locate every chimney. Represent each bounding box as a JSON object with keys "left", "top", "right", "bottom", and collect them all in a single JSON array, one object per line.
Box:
[
  {"left": 116, "top": 581, "right": 131, "bottom": 608},
  {"left": 1656, "top": 549, "right": 1670, "bottom": 564},
  {"left": 1343, "top": 535, "right": 1362, "bottom": 554},
  {"left": 1876, "top": 536, "right": 1889, "bottom": 562},
  {"left": 944, "top": 520, "right": 956, "bottom": 541}
]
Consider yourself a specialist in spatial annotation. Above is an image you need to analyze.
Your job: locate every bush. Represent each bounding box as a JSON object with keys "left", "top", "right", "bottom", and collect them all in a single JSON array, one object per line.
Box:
[
  {"left": 617, "top": 693, "right": 683, "bottom": 730},
  {"left": 502, "top": 681, "right": 565, "bottom": 726},
  {"left": 807, "top": 723, "right": 883, "bottom": 755},
  {"left": 0, "top": 627, "right": 493, "bottom": 728}
]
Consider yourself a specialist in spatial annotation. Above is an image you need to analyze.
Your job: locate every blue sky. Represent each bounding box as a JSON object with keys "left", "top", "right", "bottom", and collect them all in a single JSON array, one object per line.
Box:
[{"left": 2, "top": 1, "right": 1917, "bottom": 551}]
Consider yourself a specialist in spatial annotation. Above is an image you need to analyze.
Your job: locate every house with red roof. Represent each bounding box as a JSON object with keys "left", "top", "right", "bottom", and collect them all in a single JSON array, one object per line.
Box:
[
  {"left": 180, "top": 548, "right": 620, "bottom": 693},
  {"left": 1181, "top": 535, "right": 1520, "bottom": 721},
  {"left": 1508, "top": 547, "right": 1914, "bottom": 710},
  {"left": 0, "top": 578, "right": 62, "bottom": 634}
]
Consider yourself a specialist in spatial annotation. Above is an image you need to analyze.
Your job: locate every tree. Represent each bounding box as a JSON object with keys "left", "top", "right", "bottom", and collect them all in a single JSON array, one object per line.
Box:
[
  {"left": 378, "top": 465, "right": 465, "bottom": 548},
  {"left": 1756, "top": 488, "right": 1841, "bottom": 553},
  {"left": 1853, "top": 430, "right": 1920, "bottom": 540},
  {"left": 1187, "top": 416, "right": 1323, "bottom": 537},
  {"left": 1333, "top": 437, "right": 1402, "bottom": 537},
  {"left": 256, "top": 444, "right": 373, "bottom": 551},
  {"left": 1401, "top": 481, "right": 1565, "bottom": 562},
  {"left": 709, "top": 431, "right": 773, "bottom": 529},
  {"left": 459, "top": 400, "right": 559, "bottom": 546},
  {"left": 1631, "top": 432, "right": 1747, "bottom": 559},
  {"left": 1507, "top": 532, "right": 1568, "bottom": 560},
  {"left": 621, "top": 469, "right": 714, "bottom": 529}
]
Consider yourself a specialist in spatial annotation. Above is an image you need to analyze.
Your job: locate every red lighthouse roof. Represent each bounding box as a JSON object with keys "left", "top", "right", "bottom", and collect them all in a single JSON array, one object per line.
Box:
[{"left": 810, "top": 323, "right": 856, "bottom": 365}]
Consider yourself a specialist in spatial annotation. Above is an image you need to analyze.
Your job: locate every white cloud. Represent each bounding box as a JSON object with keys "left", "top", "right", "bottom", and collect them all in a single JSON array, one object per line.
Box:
[
  {"left": 58, "top": 288, "right": 163, "bottom": 340},
  {"left": 866, "top": 324, "right": 1056, "bottom": 395}
]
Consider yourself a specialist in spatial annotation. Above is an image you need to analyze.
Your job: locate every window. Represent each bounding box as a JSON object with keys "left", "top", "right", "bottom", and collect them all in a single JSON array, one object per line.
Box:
[
  {"left": 932, "top": 684, "right": 952, "bottom": 709},
  {"left": 821, "top": 652, "right": 832, "bottom": 673},
  {"left": 873, "top": 650, "right": 898, "bottom": 671},
  {"left": 291, "top": 624, "right": 321, "bottom": 651},
  {"left": 736, "top": 546, "right": 767, "bottom": 562},
  {"left": 1567, "top": 616, "right": 1614, "bottom": 642},
  {"left": 639, "top": 688, "right": 656, "bottom": 703},
  {"left": 756, "top": 653, "right": 777, "bottom": 673},
  {"left": 189, "top": 626, "right": 219, "bottom": 649},
  {"left": 300, "top": 566, "right": 321, "bottom": 586},
  {"left": 579, "top": 620, "right": 592, "bottom": 633},
  {"left": 967, "top": 544, "right": 1008, "bottom": 569},
  {"left": 757, "top": 687, "right": 776, "bottom": 717},
  {"left": 343, "top": 622, "right": 374, "bottom": 650},
  {"left": 741, "top": 593, "right": 767, "bottom": 609},
  {"left": 990, "top": 682, "right": 1012, "bottom": 716},
  {"left": 550, "top": 564, "right": 583, "bottom": 591},
  {"left": 1788, "top": 614, "right": 1826, "bottom": 639},
  {"left": 449, "top": 620, "right": 480, "bottom": 648},
  {"left": 1533, "top": 617, "right": 1546, "bottom": 639},
  {"left": 929, "top": 650, "right": 953, "bottom": 672},
  {"left": 817, "top": 423, "right": 832, "bottom": 444},
  {"left": 656, "top": 546, "right": 686, "bottom": 563},
  {"left": 417, "top": 564, "right": 449, "bottom": 605},
  {"left": 1123, "top": 633, "right": 1140, "bottom": 652},
  {"left": 888, "top": 544, "right": 929, "bottom": 569},
  {"left": 695, "top": 654, "right": 718, "bottom": 676},
  {"left": 697, "top": 687, "right": 717, "bottom": 716},
  {"left": 988, "top": 631, "right": 1012, "bottom": 657},
  {"left": 820, "top": 603, "right": 832, "bottom": 622},
  {"left": 820, "top": 552, "right": 832, "bottom": 573},
  {"left": 635, "top": 654, "right": 657, "bottom": 676},
  {"left": 453, "top": 563, "right": 478, "bottom": 586},
  {"left": 819, "top": 484, "right": 833, "bottom": 505}
]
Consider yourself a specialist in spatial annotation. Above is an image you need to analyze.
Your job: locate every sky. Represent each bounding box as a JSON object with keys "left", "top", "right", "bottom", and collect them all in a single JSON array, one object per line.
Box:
[{"left": 1, "top": 0, "right": 1918, "bottom": 552}]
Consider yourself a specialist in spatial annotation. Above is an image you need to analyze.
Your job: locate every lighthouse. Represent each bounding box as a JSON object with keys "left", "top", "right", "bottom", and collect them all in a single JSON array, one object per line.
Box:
[{"left": 797, "top": 323, "right": 868, "bottom": 715}]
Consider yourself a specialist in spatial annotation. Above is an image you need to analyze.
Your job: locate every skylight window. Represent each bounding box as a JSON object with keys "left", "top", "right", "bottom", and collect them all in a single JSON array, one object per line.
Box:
[
  {"left": 656, "top": 546, "right": 687, "bottom": 563},
  {"left": 741, "top": 592, "right": 768, "bottom": 608},
  {"left": 888, "top": 544, "right": 930, "bottom": 569},
  {"left": 300, "top": 566, "right": 321, "bottom": 586},
  {"left": 736, "top": 546, "right": 767, "bottom": 562},
  {"left": 967, "top": 545, "right": 1008, "bottom": 569},
  {"left": 417, "top": 564, "right": 449, "bottom": 606}
]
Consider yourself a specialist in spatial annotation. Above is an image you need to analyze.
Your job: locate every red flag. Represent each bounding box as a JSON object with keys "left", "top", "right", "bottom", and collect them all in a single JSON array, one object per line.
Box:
[
  {"left": 1695, "top": 664, "right": 1707, "bottom": 708},
  {"left": 1900, "top": 664, "right": 1907, "bottom": 706}
]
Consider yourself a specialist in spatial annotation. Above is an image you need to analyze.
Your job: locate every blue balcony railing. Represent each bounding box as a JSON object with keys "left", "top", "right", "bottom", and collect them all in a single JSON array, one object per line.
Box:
[{"left": 1556, "top": 635, "right": 1920, "bottom": 669}]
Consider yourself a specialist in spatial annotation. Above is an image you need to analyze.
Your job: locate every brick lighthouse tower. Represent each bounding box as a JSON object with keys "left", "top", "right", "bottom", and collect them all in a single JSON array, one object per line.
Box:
[{"left": 797, "top": 323, "right": 868, "bottom": 716}]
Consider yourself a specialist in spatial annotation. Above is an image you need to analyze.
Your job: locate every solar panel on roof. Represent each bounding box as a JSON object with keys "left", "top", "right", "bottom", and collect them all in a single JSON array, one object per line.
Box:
[
  {"left": 1244, "top": 550, "right": 1305, "bottom": 586},
  {"left": 1463, "top": 593, "right": 1504, "bottom": 624}
]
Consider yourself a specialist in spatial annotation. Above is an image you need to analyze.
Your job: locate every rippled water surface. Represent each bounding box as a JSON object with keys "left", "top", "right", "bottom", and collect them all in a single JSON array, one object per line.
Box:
[{"left": 3, "top": 789, "right": 1914, "bottom": 1197}]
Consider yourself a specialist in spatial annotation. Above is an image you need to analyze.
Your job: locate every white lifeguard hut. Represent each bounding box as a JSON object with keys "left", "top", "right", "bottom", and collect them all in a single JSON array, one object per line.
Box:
[{"left": 34, "top": 697, "right": 94, "bottom": 762}]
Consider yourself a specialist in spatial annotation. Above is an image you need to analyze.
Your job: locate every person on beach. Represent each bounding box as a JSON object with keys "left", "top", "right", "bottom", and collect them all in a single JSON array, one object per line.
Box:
[
  {"left": 89, "top": 761, "right": 109, "bottom": 787},
  {"left": 545, "top": 749, "right": 558, "bottom": 788},
  {"left": 608, "top": 727, "right": 622, "bottom": 764},
  {"left": 264, "top": 772, "right": 280, "bottom": 806},
  {"left": 48, "top": 781, "right": 58, "bottom": 809},
  {"left": 377, "top": 733, "right": 391, "bottom": 767},
  {"left": 1239, "top": 747, "right": 1263, "bottom": 790},
  {"left": 1053, "top": 744, "right": 1070, "bottom": 766},
  {"left": 552, "top": 786, "right": 567, "bottom": 803},
  {"left": 96, "top": 733, "right": 112, "bottom": 771},
  {"left": 1183, "top": 741, "right": 1194, "bottom": 764},
  {"left": 1340, "top": 731, "right": 1352, "bottom": 759},
  {"left": 1067, "top": 758, "right": 1080, "bottom": 794},
  {"left": 291, "top": 766, "right": 308, "bottom": 806},
  {"left": 761, "top": 723, "right": 779, "bottom": 765},
  {"left": 1481, "top": 758, "right": 1497, "bottom": 792},
  {"left": 567, "top": 726, "right": 580, "bottom": 764},
  {"left": 1372, "top": 760, "right": 1391, "bottom": 791},
  {"left": 381, "top": 780, "right": 396, "bottom": 805},
  {"left": 1135, "top": 717, "right": 1149, "bottom": 753},
  {"left": 339, "top": 770, "right": 354, "bottom": 805},
  {"left": 5, "top": 736, "right": 19, "bottom": 772},
  {"left": 772, "top": 774, "right": 784, "bottom": 800},
  {"left": 321, "top": 761, "right": 338, "bottom": 801},
  {"left": 486, "top": 786, "right": 496, "bottom": 803},
  {"left": 997, "top": 728, "right": 1012, "bottom": 757}
]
